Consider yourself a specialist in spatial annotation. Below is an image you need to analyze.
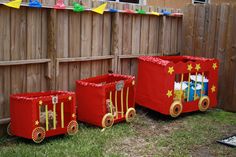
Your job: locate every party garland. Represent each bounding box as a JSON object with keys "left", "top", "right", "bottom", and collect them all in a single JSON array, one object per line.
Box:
[{"left": 1, "top": 0, "right": 183, "bottom": 17}]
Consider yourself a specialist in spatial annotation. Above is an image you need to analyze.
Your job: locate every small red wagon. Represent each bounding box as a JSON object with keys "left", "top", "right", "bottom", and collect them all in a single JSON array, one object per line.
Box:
[
  {"left": 8, "top": 91, "right": 78, "bottom": 143},
  {"left": 76, "top": 74, "right": 136, "bottom": 128},
  {"left": 136, "top": 56, "right": 219, "bottom": 117}
]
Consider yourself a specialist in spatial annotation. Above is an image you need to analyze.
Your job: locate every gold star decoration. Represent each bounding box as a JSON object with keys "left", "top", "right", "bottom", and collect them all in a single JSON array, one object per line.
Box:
[
  {"left": 39, "top": 100, "right": 43, "bottom": 105},
  {"left": 35, "top": 120, "right": 39, "bottom": 126},
  {"left": 187, "top": 64, "right": 193, "bottom": 71},
  {"left": 168, "top": 66, "right": 174, "bottom": 75},
  {"left": 212, "top": 63, "right": 218, "bottom": 70},
  {"left": 68, "top": 96, "right": 72, "bottom": 101},
  {"left": 72, "top": 113, "right": 76, "bottom": 118},
  {"left": 211, "top": 85, "right": 216, "bottom": 93},
  {"left": 166, "top": 90, "right": 173, "bottom": 98},
  {"left": 195, "top": 64, "right": 201, "bottom": 71}
]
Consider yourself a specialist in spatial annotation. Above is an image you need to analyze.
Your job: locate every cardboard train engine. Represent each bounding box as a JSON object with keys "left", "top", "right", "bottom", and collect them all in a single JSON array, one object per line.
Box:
[
  {"left": 136, "top": 56, "right": 219, "bottom": 117},
  {"left": 8, "top": 91, "right": 78, "bottom": 143}
]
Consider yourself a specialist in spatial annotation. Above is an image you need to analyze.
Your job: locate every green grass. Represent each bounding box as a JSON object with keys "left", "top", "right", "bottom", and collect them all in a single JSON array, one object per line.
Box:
[{"left": 0, "top": 109, "right": 236, "bottom": 157}]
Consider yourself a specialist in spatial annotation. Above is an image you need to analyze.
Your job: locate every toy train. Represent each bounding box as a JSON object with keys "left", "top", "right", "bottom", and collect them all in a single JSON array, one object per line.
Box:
[{"left": 7, "top": 56, "right": 219, "bottom": 143}]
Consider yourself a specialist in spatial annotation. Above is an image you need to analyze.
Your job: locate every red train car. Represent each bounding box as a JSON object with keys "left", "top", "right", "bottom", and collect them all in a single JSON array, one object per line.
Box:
[
  {"left": 8, "top": 91, "right": 78, "bottom": 143},
  {"left": 136, "top": 56, "right": 219, "bottom": 117},
  {"left": 76, "top": 74, "right": 136, "bottom": 128}
]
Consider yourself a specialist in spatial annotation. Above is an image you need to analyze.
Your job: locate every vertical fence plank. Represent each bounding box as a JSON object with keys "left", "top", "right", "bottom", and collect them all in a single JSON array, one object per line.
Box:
[
  {"left": 140, "top": 5, "right": 150, "bottom": 55},
  {"left": 121, "top": 3, "right": 132, "bottom": 75},
  {"left": 68, "top": 11, "right": 81, "bottom": 91},
  {"left": 91, "top": 1, "right": 103, "bottom": 77},
  {"left": 10, "top": 8, "right": 27, "bottom": 94},
  {"left": 27, "top": 8, "right": 42, "bottom": 92},
  {"left": 80, "top": 0, "right": 92, "bottom": 79},
  {"left": 0, "top": 6, "right": 10, "bottom": 119}
]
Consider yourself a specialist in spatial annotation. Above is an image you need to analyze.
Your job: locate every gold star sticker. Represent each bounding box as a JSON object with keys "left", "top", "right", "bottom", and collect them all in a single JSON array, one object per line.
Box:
[
  {"left": 39, "top": 100, "right": 43, "bottom": 105},
  {"left": 168, "top": 67, "right": 174, "bottom": 75},
  {"left": 211, "top": 85, "right": 216, "bottom": 93},
  {"left": 187, "top": 64, "right": 193, "bottom": 71},
  {"left": 35, "top": 120, "right": 39, "bottom": 126},
  {"left": 72, "top": 113, "right": 76, "bottom": 118},
  {"left": 212, "top": 63, "right": 218, "bottom": 70},
  {"left": 68, "top": 96, "right": 72, "bottom": 101},
  {"left": 166, "top": 90, "right": 173, "bottom": 98},
  {"left": 195, "top": 64, "right": 201, "bottom": 71}
]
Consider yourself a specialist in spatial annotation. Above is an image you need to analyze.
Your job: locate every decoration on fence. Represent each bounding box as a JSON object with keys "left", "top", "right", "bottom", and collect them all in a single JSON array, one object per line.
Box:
[
  {"left": 109, "top": 8, "right": 118, "bottom": 13},
  {"left": 151, "top": 11, "right": 161, "bottom": 16},
  {"left": 29, "top": 0, "right": 42, "bottom": 8},
  {"left": 92, "top": 2, "right": 107, "bottom": 15},
  {"left": 161, "top": 9, "right": 171, "bottom": 16},
  {"left": 4, "top": 0, "right": 22, "bottom": 9},
  {"left": 73, "top": 2, "right": 85, "bottom": 12},
  {"left": 54, "top": 0, "right": 66, "bottom": 9},
  {"left": 124, "top": 9, "right": 135, "bottom": 14},
  {"left": 136, "top": 9, "right": 146, "bottom": 14}
]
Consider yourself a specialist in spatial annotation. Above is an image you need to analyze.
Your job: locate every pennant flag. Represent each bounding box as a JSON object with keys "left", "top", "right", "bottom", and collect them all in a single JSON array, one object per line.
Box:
[
  {"left": 54, "top": 0, "right": 66, "bottom": 9},
  {"left": 161, "top": 9, "right": 171, "bottom": 16},
  {"left": 92, "top": 3, "right": 107, "bottom": 15},
  {"left": 136, "top": 9, "right": 146, "bottom": 14},
  {"left": 124, "top": 9, "right": 135, "bottom": 14},
  {"left": 73, "top": 2, "right": 85, "bottom": 12},
  {"left": 172, "top": 13, "right": 183, "bottom": 17},
  {"left": 29, "top": 0, "right": 42, "bottom": 8},
  {"left": 4, "top": 0, "right": 22, "bottom": 9},
  {"left": 151, "top": 11, "right": 161, "bottom": 16},
  {"left": 109, "top": 8, "right": 118, "bottom": 13}
]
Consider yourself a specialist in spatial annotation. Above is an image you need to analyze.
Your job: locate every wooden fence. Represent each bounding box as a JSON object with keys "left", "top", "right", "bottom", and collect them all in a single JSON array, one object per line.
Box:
[
  {"left": 0, "top": 0, "right": 183, "bottom": 131},
  {"left": 182, "top": 3, "right": 236, "bottom": 112}
]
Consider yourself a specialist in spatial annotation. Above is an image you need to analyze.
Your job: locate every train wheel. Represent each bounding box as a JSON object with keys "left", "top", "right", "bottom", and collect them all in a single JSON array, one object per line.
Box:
[
  {"left": 198, "top": 96, "right": 210, "bottom": 112},
  {"left": 102, "top": 113, "right": 114, "bottom": 128},
  {"left": 32, "top": 127, "right": 46, "bottom": 143},
  {"left": 67, "top": 120, "right": 78, "bottom": 135},
  {"left": 169, "top": 101, "right": 183, "bottom": 118},
  {"left": 125, "top": 108, "right": 136, "bottom": 122},
  {"left": 7, "top": 123, "right": 13, "bottom": 136}
]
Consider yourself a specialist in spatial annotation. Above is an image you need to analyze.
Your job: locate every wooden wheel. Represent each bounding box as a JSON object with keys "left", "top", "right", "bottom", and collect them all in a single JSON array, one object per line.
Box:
[
  {"left": 67, "top": 120, "right": 78, "bottom": 135},
  {"left": 7, "top": 123, "right": 13, "bottom": 136},
  {"left": 32, "top": 127, "right": 46, "bottom": 143},
  {"left": 198, "top": 96, "right": 210, "bottom": 112},
  {"left": 125, "top": 108, "right": 136, "bottom": 122},
  {"left": 102, "top": 113, "right": 114, "bottom": 128},
  {"left": 170, "top": 101, "right": 183, "bottom": 118}
]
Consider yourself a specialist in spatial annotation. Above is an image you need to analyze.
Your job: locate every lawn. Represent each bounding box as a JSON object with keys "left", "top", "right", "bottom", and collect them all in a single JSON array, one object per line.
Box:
[{"left": 0, "top": 108, "right": 235, "bottom": 157}]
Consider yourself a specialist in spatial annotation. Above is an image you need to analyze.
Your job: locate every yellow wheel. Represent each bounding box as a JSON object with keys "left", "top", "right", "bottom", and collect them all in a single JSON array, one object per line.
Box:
[
  {"left": 7, "top": 123, "right": 13, "bottom": 136},
  {"left": 125, "top": 108, "right": 136, "bottom": 122},
  {"left": 102, "top": 113, "right": 114, "bottom": 128},
  {"left": 170, "top": 101, "right": 183, "bottom": 118},
  {"left": 32, "top": 127, "right": 46, "bottom": 143},
  {"left": 198, "top": 96, "right": 210, "bottom": 112},
  {"left": 67, "top": 120, "right": 78, "bottom": 135}
]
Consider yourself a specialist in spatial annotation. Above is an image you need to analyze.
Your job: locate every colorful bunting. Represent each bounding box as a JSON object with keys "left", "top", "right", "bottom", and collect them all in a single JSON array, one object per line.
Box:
[
  {"left": 171, "top": 13, "right": 183, "bottom": 17},
  {"left": 92, "top": 3, "right": 107, "bottom": 15},
  {"left": 151, "top": 11, "right": 161, "bottom": 16},
  {"left": 54, "top": 0, "right": 66, "bottom": 9},
  {"left": 73, "top": 2, "right": 85, "bottom": 12},
  {"left": 124, "top": 9, "right": 135, "bottom": 14},
  {"left": 29, "top": 0, "right": 42, "bottom": 8},
  {"left": 136, "top": 9, "right": 146, "bottom": 14},
  {"left": 109, "top": 8, "right": 118, "bottom": 13},
  {"left": 4, "top": 0, "right": 22, "bottom": 9}
]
